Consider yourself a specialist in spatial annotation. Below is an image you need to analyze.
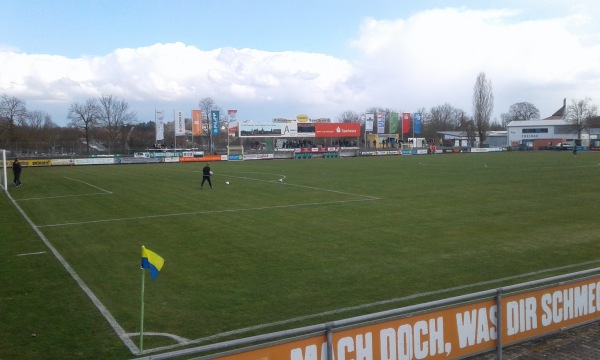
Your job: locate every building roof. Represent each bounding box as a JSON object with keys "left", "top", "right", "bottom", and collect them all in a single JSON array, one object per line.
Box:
[
  {"left": 543, "top": 98, "right": 566, "bottom": 120},
  {"left": 507, "top": 119, "right": 570, "bottom": 127},
  {"left": 437, "top": 130, "right": 507, "bottom": 137}
]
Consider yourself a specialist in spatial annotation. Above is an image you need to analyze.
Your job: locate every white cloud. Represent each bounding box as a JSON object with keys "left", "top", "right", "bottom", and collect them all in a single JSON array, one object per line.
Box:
[
  {"left": 2, "top": 6, "right": 600, "bottom": 124},
  {"left": 349, "top": 7, "right": 600, "bottom": 117}
]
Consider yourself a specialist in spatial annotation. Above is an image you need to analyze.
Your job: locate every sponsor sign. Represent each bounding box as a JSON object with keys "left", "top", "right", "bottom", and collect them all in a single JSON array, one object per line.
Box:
[
  {"left": 175, "top": 110, "right": 185, "bottom": 136},
  {"left": 365, "top": 113, "right": 374, "bottom": 132},
  {"left": 74, "top": 158, "right": 115, "bottom": 165},
  {"left": 215, "top": 275, "right": 600, "bottom": 360},
  {"left": 243, "top": 153, "right": 274, "bottom": 160},
  {"left": 155, "top": 110, "right": 165, "bottom": 141},
  {"left": 20, "top": 159, "right": 52, "bottom": 167},
  {"left": 161, "top": 157, "right": 179, "bottom": 163},
  {"left": 471, "top": 148, "right": 503, "bottom": 153},
  {"left": 315, "top": 123, "right": 360, "bottom": 138},
  {"left": 192, "top": 110, "right": 203, "bottom": 136},
  {"left": 211, "top": 110, "right": 220, "bottom": 135},
  {"left": 296, "top": 114, "right": 309, "bottom": 122},
  {"left": 376, "top": 150, "right": 400, "bottom": 156},
  {"left": 297, "top": 147, "right": 340, "bottom": 153},
  {"left": 50, "top": 159, "right": 74, "bottom": 166},
  {"left": 377, "top": 112, "right": 385, "bottom": 134},
  {"left": 118, "top": 157, "right": 161, "bottom": 164},
  {"left": 240, "top": 122, "right": 298, "bottom": 137}
]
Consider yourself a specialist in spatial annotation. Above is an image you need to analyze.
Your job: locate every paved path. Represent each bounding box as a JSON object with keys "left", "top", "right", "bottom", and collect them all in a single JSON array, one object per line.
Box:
[{"left": 467, "top": 322, "right": 600, "bottom": 359}]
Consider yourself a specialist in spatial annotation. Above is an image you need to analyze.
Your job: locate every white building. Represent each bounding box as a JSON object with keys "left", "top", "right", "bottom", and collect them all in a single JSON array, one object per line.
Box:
[{"left": 506, "top": 99, "right": 585, "bottom": 149}]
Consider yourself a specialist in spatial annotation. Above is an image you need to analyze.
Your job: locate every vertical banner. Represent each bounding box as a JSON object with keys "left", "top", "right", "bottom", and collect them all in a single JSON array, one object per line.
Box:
[
  {"left": 211, "top": 110, "right": 220, "bottom": 135},
  {"left": 365, "top": 113, "right": 374, "bottom": 132},
  {"left": 413, "top": 112, "right": 422, "bottom": 134},
  {"left": 192, "top": 110, "right": 203, "bottom": 136},
  {"left": 402, "top": 112, "right": 411, "bottom": 134},
  {"left": 175, "top": 110, "right": 185, "bottom": 136},
  {"left": 389, "top": 112, "right": 399, "bottom": 133},
  {"left": 155, "top": 110, "right": 164, "bottom": 141},
  {"left": 377, "top": 112, "right": 385, "bottom": 134},
  {"left": 227, "top": 110, "right": 237, "bottom": 134}
]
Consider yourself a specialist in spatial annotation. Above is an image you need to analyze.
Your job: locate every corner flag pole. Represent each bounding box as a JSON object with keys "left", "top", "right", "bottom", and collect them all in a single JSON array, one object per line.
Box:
[{"left": 139, "top": 268, "right": 146, "bottom": 353}]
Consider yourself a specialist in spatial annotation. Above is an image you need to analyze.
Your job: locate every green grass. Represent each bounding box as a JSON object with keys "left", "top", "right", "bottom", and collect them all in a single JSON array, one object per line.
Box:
[{"left": 2, "top": 151, "right": 600, "bottom": 358}]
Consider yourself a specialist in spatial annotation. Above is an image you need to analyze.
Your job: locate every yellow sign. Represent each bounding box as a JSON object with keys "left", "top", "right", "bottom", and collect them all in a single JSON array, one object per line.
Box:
[{"left": 296, "top": 114, "right": 309, "bottom": 123}]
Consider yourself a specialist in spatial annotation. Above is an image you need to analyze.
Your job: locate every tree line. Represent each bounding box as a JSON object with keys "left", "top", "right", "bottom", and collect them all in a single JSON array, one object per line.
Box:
[{"left": 1, "top": 72, "right": 598, "bottom": 156}]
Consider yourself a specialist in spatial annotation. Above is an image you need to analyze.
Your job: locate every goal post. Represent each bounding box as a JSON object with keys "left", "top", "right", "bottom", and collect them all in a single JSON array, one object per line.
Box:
[
  {"left": 227, "top": 145, "right": 244, "bottom": 161},
  {"left": 1, "top": 149, "right": 7, "bottom": 191}
]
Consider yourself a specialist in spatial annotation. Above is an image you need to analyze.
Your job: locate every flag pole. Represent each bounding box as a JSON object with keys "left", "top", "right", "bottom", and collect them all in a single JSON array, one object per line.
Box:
[{"left": 140, "top": 267, "right": 146, "bottom": 353}]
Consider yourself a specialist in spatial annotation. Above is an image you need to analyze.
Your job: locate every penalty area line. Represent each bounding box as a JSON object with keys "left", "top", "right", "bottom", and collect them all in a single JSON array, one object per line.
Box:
[
  {"left": 37, "top": 198, "right": 378, "bottom": 228},
  {"left": 19, "top": 177, "right": 114, "bottom": 201},
  {"left": 64, "top": 176, "right": 113, "bottom": 193}
]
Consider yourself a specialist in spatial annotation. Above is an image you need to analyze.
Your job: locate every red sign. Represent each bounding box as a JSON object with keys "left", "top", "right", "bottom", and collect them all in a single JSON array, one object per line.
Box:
[
  {"left": 402, "top": 112, "right": 411, "bottom": 134},
  {"left": 315, "top": 123, "right": 360, "bottom": 138}
]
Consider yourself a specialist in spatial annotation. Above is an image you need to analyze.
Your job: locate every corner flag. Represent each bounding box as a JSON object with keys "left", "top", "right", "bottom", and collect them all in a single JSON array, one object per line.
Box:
[{"left": 141, "top": 246, "right": 164, "bottom": 281}]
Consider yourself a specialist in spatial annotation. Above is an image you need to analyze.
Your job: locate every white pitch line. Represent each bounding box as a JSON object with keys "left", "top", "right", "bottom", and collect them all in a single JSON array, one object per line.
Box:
[
  {"left": 18, "top": 192, "right": 112, "bottom": 201},
  {"left": 18, "top": 177, "right": 113, "bottom": 201},
  {"left": 64, "top": 176, "right": 112, "bottom": 193},
  {"left": 179, "top": 169, "right": 379, "bottom": 200},
  {"left": 229, "top": 171, "right": 378, "bottom": 199},
  {"left": 16, "top": 251, "right": 46, "bottom": 256},
  {"left": 37, "top": 198, "right": 377, "bottom": 228},
  {"left": 4, "top": 190, "right": 139, "bottom": 354}
]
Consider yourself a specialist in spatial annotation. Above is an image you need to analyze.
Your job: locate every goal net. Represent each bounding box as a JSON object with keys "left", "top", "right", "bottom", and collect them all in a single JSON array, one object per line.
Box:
[
  {"left": 0, "top": 149, "right": 7, "bottom": 191},
  {"left": 227, "top": 145, "right": 244, "bottom": 161}
]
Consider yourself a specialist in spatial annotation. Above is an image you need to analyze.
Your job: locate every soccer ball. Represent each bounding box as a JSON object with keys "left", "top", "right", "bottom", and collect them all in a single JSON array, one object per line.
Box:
[
  {"left": 225, "top": 181, "right": 230, "bottom": 185},
  {"left": 279, "top": 179, "right": 283, "bottom": 182},
  {"left": 209, "top": 171, "right": 213, "bottom": 175}
]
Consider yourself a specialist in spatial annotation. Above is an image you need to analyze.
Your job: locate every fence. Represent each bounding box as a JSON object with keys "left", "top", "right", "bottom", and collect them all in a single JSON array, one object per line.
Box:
[{"left": 134, "top": 267, "right": 600, "bottom": 360}]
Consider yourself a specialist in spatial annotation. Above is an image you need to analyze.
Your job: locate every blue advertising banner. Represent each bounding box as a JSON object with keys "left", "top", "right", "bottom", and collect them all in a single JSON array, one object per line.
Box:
[
  {"left": 211, "top": 110, "right": 220, "bottom": 135},
  {"left": 413, "top": 112, "right": 422, "bottom": 134}
]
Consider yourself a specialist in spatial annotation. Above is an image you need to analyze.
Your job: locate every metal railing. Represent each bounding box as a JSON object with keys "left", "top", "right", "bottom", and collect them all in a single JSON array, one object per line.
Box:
[{"left": 133, "top": 267, "right": 600, "bottom": 360}]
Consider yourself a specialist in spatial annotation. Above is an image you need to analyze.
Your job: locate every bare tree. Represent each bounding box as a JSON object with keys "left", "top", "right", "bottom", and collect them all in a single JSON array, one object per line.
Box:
[
  {"left": 68, "top": 99, "right": 100, "bottom": 155},
  {"left": 97, "top": 94, "right": 137, "bottom": 154},
  {"left": 427, "top": 104, "right": 462, "bottom": 130},
  {"left": 505, "top": 102, "right": 540, "bottom": 122},
  {"left": 0, "top": 94, "right": 27, "bottom": 144},
  {"left": 459, "top": 113, "right": 477, "bottom": 147},
  {"left": 566, "top": 97, "right": 598, "bottom": 140},
  {"left": 199, "top": 97, "right": 222, "bottom": 152},
  {"left": 472, "top": 72, "right": 494, "bottom": 147},
  {"left": 337, "top": 110, "right": 361, "bottom": 123},
  {"left": 24, "top": 110, "right": 55, "bottom": 153}
]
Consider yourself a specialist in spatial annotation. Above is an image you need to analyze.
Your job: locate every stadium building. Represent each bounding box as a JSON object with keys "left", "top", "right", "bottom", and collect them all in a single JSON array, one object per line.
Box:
[{"left": 506, "top": 99, "right": 591, "bottom": 150}]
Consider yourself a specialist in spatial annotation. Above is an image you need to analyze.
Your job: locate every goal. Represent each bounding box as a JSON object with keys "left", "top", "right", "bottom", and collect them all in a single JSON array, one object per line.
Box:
[
  {"left": 227, "top": 145, "right": 244, "bottom": 161},
  {"left": 0, "top": 149, "right": 7, "bottom": 191}
]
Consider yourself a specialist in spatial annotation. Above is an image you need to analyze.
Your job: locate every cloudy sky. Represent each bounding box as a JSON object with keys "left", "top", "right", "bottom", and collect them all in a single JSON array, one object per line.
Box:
[{"left": 1, "top": 0, "right": 600, "bottom": 126}]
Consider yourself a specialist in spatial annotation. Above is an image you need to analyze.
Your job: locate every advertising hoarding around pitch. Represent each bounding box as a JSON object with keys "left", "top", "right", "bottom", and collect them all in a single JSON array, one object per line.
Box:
[{"left": 214, "top": 274, "right": 600, "bottom": 360}]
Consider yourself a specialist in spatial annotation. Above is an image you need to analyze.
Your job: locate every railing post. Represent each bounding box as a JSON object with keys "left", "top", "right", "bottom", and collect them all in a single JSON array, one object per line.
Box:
[
  {"left": 496, "top": 288, "right": 503, "bottom": 360},
  {"left": 326, "top": 322, "right": 334, "bottom": 360}
]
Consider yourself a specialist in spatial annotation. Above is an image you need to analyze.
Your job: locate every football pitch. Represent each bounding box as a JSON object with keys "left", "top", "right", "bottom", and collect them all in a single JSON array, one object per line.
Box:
[{"left": 2, "top": 151, "right": 600, "bottom": 358}]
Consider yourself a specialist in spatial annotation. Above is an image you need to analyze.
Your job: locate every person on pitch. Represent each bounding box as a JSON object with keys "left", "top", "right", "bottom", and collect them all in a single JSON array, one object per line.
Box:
[
  {"left": 12, "top": 158, "right": 22, "bottom": 187},
  {"left": 201, "top": 162, "right": 213, "bottom": 189}
]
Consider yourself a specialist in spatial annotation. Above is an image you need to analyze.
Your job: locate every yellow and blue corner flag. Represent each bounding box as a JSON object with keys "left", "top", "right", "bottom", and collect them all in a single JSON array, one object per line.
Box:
[{"left": 141, "top": 246, "right": 164, "bottom": 281}]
